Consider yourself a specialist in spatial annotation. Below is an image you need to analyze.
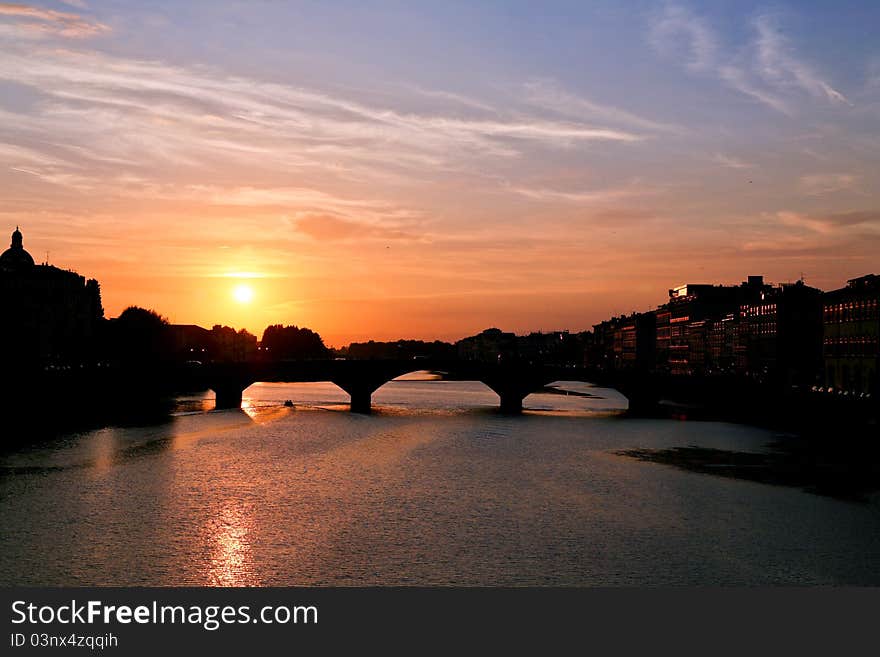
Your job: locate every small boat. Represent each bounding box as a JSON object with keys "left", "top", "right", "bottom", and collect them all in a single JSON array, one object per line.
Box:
[{"left": 283, "top": 400, "right": 294, "bottom": 408}]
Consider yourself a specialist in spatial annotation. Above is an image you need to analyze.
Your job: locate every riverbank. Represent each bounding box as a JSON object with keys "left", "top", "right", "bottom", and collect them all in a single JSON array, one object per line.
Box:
[
  {"left": 637, "top": 375, "right": 877, "bottom": 437},
  {"left": 618, "top": 433, "right": 880, "bottom": 502}
]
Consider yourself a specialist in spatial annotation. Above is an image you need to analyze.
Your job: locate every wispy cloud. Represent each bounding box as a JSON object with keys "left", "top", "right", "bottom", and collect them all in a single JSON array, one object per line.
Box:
[
  {"left": 294, "top": 213, "right": 419, "bottom": 242},
  {"left": 650, "top": 5, "right": 849, "bottom": 115},
  {"left": 507, "top": 182, "right": 653, "bottom": 205},
  {"left": 798, "top": 173, "right": 860, "bottom": 196},
  {"left": 405, "top": 85, "right": 498, "bottom": 113},
  {"left": 718, "top": 64, "right": 791, "bottom": 115},
  {"left": 712, "top": 152, "right": 754, "bottom": 169},
  {"left": 753, "top": 14, "right": 850, "bottom": 106},
  {"left": 775, "top": 209, "right": 878, "bottom": 233},
  {"left": 520, "top": 79, "right": 680, "bottom": 133},
  {"left": 0, "top": 46, "right": 642, "bottom": 197},
  {"left": 0, "top": 2, "right": 108, "bottom": 39},
  {"left": 867, "top": 58, "right": 880, "bottom": 91},
  {"left": 650, "top": 4, "right": 716, "bottom": 72}
]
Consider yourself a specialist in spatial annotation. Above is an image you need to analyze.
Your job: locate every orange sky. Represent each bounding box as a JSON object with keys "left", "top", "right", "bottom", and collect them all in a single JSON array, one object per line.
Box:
[{"left": 1, "top": 3, "right": 878, "bottom": 346}]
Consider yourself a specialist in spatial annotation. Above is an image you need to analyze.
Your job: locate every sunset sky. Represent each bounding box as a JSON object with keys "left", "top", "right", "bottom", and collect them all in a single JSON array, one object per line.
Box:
[{"left": 1, "top": 1, "right": 878, "bottom": 345}]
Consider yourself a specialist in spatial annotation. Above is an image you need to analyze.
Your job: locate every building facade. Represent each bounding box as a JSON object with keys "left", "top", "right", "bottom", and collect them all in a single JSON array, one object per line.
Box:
[
  {"left": 588, "top": 312, "right": 655, "bottom": 372},
  {"left": 0, "top": 227, "right": 103, "bottom": 367},
  {"left": 656, "top": 276, "right": 770, "bottom": 375},
  {"left": 738, "top": 280, "right": 823, "bottom": 388},
  {"left": 823, "top": 275, "right": 879, "bottom": 396},
  {"left": 585, "top": 274, "right": 833, "bottom": 392}
]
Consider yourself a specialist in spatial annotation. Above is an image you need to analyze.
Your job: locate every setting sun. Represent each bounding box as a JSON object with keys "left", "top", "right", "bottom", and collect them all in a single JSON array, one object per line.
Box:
[{"left": 232, "top": 284, "right": 254, "bottom": 304}]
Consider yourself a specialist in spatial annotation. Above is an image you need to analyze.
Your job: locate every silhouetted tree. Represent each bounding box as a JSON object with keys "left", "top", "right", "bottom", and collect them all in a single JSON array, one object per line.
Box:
[
  {"left": 209, "top": 325, "right": 257, "bottom": 362},
  {"left": 339, "top": 339, "right": 456, "bottom": 360},
  {"left": 260, "top": 324, "right": 329, "bottom": 360},
  {"left": 103, "top": 306, "right": 172, "bottom": 365}
]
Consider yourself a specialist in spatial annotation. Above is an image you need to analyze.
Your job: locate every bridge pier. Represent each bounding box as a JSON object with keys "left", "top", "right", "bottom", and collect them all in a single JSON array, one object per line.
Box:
[
  {"left": 333, "top": 379, "right": 383, "bottom": 414},
  {"left": 213, "top": 385, "right": 244, "bottom": 409},
  {"left": 617, "top": 377, "right": 661, "bottom": 417},
  {"left": 483, "top": 376, "right": 537, "bottom": 414},
  {"left": 349, "top": 388, "right": 373, "bottom": 414},
  {"left": 498, "top": 391, "right": 525, "bottom": 414},
  {"left": 206, "top": 364, "right": 255, "bottom": 411}
]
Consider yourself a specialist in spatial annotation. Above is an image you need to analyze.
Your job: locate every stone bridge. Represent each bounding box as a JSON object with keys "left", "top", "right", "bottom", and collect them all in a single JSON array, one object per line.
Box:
[{"left": 188, "top": 359, "right": 657, "bottom": 414}]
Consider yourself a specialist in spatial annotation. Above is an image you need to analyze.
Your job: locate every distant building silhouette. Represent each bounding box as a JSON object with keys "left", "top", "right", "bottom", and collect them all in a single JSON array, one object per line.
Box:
[
  {"left": 658, "top": 276, "right": 770, "bottom": 376},
  {"left": 167, "top": 324, "right": 257, "bottom": 362},
  {"left": 739, "top": 280, "right": 822, "bottom": 387},
  {"left": 455, "top": 328, "right": 584, "bottom": 365},
  {"left": 586, "top": 274, "right": 845, "bottom": 393},
  {"left": 823, "top": 275, "right": 879, "bottom": 396},
  {"left": 457, "top": 328, "right": 517, "bottom": 362},
  {"left": 168, "top": 324, "right": 212, "bottom": 361},
  {"left": 0, "top": 226, "right": 35, "bottom": 271},
  {"left": 590, "top": 313, "right": 656, "bottom": 372},
  {"left": 0, "top": 227, "right": 103, "bottom": 367}
]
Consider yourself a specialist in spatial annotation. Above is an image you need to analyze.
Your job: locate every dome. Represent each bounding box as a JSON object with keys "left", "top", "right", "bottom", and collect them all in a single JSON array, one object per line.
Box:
[{"left": 0, "top": 226, "right": 35, "bottom": 272}]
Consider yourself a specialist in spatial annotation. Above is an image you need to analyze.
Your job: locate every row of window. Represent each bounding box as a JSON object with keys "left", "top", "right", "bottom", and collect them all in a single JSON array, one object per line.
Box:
[
  {"left": 824, "top": 299, "right": 879, "bottom": 323},
  {"left": 824, "top": 337, "right": 879, "bottom": 345},
  {"left": 823, "top": 336, "right": 879, "bottom": 357},
  {"left": 742, "top": 304, "right": 778, "bottom": 317}
]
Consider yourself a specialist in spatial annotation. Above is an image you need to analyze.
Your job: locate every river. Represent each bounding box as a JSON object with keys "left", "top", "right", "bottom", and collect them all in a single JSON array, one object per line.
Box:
[{"left": 2, "top": 378, "right": 879, "bottom": 585}]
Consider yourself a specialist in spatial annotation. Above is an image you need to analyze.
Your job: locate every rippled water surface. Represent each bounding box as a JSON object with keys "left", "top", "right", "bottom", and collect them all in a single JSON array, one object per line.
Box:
[{"left": 2, "top": 379, "right": 879, "bottom": 585}]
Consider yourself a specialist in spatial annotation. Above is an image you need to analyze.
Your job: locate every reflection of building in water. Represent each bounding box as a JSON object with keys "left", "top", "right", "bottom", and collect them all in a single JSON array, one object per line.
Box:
[
  {"left": 823, "top": 275, "right": 879, "bottom": 396},
  {"left": 0, "top": 227, "right": 103, "bottom": 366}
]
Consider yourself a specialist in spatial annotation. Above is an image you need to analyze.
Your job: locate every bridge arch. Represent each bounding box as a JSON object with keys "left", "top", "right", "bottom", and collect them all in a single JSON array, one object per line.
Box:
[
  {"left": 201, "top": 360, "right": 653, "bottom": 415},
  {"left": 370, "top": 369, "right": 501, "bottom": 410}
]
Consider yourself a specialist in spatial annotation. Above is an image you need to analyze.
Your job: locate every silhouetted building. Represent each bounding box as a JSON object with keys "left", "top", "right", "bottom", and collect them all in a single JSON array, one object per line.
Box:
[
  {"left": 707, "top": 313, "right": 739, "bottom": 375},
  {"left": 169, "top": 324, "right": 212, "bottom": 361},
  {"left": 739, "top": 280, "right": 823, "bottom": 388},
  {"left": 823, "top": 275, "right": 879, "bottom": 396},
  {"left": 658, "top": 276, "right": 770, "bottom": 375},
  {"left": 589, "top": 312, "right": 655, "bottom": 372},
  {"left": 0, "top": 226, "right": 35, "bottom": 271},
  {"left": 457, "top": 329, "right": 587, "bottom": 366},
  {"left": 0, "top": 227, "right": 103, "bottom": 367},
  {"left": 516, "top": 330, "right": 582, "bottom": 365},
  {"left": 457, "top": 328, "right": 517, "bottom": 363},
  {"left": 586, "top": 320, "right": 614, "bottom": 371},
  {"left": 582, "top": 272, "right": 876, "bottom": 400},
  {"left": 654, "top": 307, "right": 672, "bottom": 371}
]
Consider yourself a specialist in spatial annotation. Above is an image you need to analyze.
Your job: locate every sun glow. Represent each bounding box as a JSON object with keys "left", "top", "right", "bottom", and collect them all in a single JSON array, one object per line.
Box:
[
  {"left": 223, "top": 272, "right": 269, "bottom": 279},
  {"left": 232, "top": 284, "right": 254, "bottom": 304}
]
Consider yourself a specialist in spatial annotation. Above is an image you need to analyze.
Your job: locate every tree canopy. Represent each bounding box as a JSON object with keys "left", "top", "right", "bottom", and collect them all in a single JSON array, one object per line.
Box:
[
  {"left": 104, "top": 306, "right": 172, "bottom": 364},
  {"left": 260, "top": 324, "right": 329, "bottom": 360}
]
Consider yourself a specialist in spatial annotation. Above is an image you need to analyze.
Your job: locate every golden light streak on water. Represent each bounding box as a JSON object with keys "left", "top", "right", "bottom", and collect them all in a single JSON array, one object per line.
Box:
[{"left": 206, "top": 502, "right": 259, "bottom": 586}]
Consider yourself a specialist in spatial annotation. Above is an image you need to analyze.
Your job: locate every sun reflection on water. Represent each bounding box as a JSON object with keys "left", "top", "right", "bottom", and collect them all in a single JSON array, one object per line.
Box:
[{"left": 207, "top": 503, "right": 260, "bottom": 586}]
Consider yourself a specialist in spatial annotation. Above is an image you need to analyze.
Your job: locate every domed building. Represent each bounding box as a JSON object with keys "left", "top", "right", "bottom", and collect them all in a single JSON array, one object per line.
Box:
[
  {"left": 0, "top": 226, "right": 103, "bottom": 367},
  {"left": 0, "top": 226, "right": 36, "bottom": 271}
]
